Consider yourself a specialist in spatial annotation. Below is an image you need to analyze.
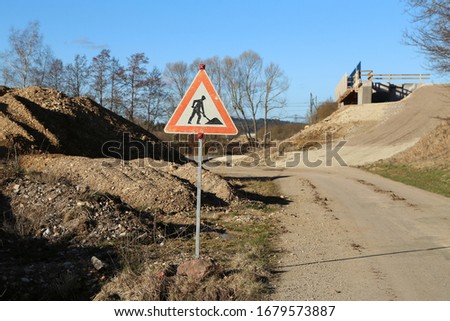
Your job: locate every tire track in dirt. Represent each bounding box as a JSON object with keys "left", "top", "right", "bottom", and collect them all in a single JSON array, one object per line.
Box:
[{"left": 271, "top": 174, "right": 394, "bottom": 300}]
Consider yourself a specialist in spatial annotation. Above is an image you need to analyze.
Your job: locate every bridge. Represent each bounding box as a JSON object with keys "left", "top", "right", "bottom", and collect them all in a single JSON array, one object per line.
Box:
[{"left": 335, "top": 62, "right": 430, "bottom": 105}]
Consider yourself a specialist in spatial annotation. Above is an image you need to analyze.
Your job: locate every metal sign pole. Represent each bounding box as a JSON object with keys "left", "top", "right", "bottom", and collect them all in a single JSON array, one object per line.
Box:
[
  {"left": 163, "top": 63, "right": 236, "bottom": 258},
  {"left": 195, "top": 133, "right": 204, "bottom": 258}
]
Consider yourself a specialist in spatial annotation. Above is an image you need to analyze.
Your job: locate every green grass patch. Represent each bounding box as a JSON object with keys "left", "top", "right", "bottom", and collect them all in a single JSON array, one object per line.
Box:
[
  {"left": 363, "top": 163, "right": 450, "bottom": 197},
  {"left": 242, "top": 179, "right": 281, "bottom": 197}
]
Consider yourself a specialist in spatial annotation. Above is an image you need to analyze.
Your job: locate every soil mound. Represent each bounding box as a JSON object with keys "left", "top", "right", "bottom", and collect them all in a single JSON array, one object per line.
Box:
[
  {"left": 161, "top": 162, "right": 237, "bottom": 204},
  {"left": 0, "top": 86, "right": 186, "bottom": 163},
  {"left": 19, "top": 154, "right": 196, "bottom": 214},
  {"left": 389, "top": 119, "right": 450, "bottom": 168},
  {"left": 0, "top": 170, "right": 201, "bottom": 300},
  {"left": 2, "top": 175, "right": 157, "bottom": 245}
]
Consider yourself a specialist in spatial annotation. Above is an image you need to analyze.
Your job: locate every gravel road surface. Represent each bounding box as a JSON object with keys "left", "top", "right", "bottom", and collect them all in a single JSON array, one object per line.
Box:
[{"left": 211, "top": 165, "right": 450, "bottom": 300}]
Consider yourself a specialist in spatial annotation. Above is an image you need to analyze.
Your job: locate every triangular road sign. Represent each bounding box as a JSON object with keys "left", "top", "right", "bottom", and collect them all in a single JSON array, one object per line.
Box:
[{"left": 164, "top": 66, "right": 238, "bottom": 135}]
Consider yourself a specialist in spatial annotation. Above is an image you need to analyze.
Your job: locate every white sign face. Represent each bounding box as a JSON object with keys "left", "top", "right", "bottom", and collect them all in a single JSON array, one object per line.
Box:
[{"left": 174, "top": 82, "right": 226, "bottom": 127}]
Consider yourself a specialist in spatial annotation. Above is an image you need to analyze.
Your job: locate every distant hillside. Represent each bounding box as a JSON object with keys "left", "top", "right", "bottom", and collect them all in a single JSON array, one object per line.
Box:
[
  {"left": 0, "top": 86, "right": 187, "bottom": 163},
  {"left": 230, "top": 117, "right": 306, "bottom": 141},
  {"left": 232, "top": 117, "right": 304, "bottom": 133}
]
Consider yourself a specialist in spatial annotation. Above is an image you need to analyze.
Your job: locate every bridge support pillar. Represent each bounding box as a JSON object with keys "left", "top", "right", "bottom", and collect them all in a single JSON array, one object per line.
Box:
[{"left": 358, "top": 81, "right": 372, "bottom": 105}]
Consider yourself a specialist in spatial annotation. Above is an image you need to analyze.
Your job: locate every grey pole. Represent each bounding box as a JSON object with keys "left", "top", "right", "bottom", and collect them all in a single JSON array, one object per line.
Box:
[{"left": 195, "top": 134, "right": 203, "bottom": 258}]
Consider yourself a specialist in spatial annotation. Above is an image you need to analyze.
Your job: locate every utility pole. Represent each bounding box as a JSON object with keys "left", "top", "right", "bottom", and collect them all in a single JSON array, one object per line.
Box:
[{"left": 309, "top": 93, "right": 317, "bottom": 124}]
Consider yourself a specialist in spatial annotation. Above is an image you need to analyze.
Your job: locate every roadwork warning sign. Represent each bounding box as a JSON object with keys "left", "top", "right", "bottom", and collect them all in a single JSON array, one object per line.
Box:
[{"left": 164, "top": 66, "right": 237, "bottom": 135}]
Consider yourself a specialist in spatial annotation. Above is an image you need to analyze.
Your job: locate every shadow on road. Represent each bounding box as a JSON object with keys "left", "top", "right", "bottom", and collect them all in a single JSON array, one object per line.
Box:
[{"left": 275, "top": 245, "right": 450, "bottom": 271}]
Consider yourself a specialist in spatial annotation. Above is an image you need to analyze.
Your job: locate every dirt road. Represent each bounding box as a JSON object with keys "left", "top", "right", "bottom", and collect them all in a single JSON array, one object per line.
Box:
[{"left": 211, "top": 165, "right": 450, "bottom": 300}]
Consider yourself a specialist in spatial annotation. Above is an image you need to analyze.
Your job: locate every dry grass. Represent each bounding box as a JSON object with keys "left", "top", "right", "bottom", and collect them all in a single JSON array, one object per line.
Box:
[
  {"left": 390, "top": 120, "right": 449, "bottom": 169},
  {"left": 95, "top": 247, "right": 271, "bottom": 301},
  {"left": 256, "top": 123, "right": 306, "bottom": 141},
  {"left": 0, "top": 158, "right": 23, "bottom": 183},
  {"left": 94, "top": 178, "right": 282, "bottom": 301},
  {"left": 94, "top": 263, "right": 166, "bottom": 301}
]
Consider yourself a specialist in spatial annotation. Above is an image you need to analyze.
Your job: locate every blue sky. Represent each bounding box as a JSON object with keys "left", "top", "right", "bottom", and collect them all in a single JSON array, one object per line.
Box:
[{"left": 0, "top": 0, "right": 445, "bottom": 119}]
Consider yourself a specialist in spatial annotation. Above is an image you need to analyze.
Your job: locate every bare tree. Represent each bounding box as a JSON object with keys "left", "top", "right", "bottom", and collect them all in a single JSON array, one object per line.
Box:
[
  {"left": 91, "top": 49, "right": 111, "bottom": 106},
  {"left": 46, "top": 58, "right": 65, "bottom": 90},
  {"left": 163, "top": 61, "right": 193, "bottom": 122},
  {"left": 142, "top": 67, "right": 166, "bottom": 130},
  {"left": 164, "top": 61, "right": 191, "bottom": 101},
  {"left": 1, "top": 67, "right": 13, "bottom": 86},
  {"left": 203, "top": 56, "right": 224, "bottom": 97},
  {"left": 189, "top": 57, "right": 225, "bottom": 102},
  {"left": 30, "top": 45, "right": 54, "bottom": 86},
  {"left": 106, "top": 57, "right": 126, "bottom": 114},
  {"left": 403, "top": 0, "right": 450, "bottom": 73},
  {"left": 222, "top": 56, "right": 253, "bottom": 141},
  {"left": 240, "top": 50, "right": 263, "bottom": 141},
  {"left": 262, "top": 62, "right": 289, "bottom": 146},
  {"left": 125, "top": 53, "right": 148, "bottom": 122},
  {"left": 65, "top": 54, "right": 89, "bottom": 97},
  {"left": 1, "top": 21, "right": 45, "bottom": 87}
]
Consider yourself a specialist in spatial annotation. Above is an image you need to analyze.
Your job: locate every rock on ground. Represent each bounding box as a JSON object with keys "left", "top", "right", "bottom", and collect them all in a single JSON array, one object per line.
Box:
[{"left": 176, "top": 258, "right": 222, "bottom": 280}]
